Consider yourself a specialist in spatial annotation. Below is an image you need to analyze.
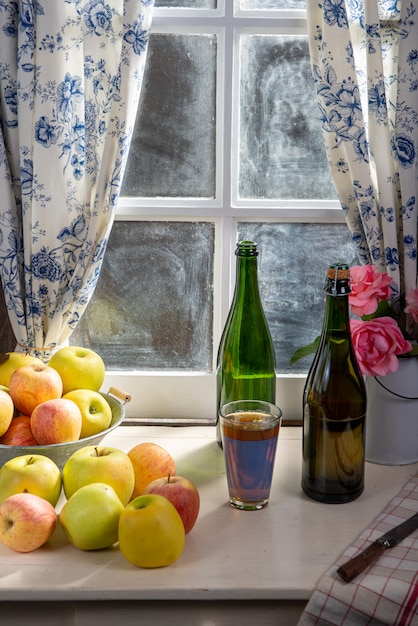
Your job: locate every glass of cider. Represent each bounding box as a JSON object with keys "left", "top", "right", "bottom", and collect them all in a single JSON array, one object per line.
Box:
[{"left": 219, "top": 400, "right": 282, "bottom": 510}]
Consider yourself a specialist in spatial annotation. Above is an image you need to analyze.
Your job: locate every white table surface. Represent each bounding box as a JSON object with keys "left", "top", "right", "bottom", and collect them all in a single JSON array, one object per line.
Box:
[{"left": 0, "top": 425, "right": 417, "bottom": 625}]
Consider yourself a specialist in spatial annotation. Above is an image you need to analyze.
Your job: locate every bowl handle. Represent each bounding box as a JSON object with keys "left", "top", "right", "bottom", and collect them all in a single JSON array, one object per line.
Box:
[{"left": 107, "top": 387, "right": 132, "bottom": 405}]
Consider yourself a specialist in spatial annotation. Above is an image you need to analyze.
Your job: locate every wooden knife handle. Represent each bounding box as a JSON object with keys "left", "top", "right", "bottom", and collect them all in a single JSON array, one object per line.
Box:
[{"left": 337, "top": 542, "right": 386, "bottom": 583}]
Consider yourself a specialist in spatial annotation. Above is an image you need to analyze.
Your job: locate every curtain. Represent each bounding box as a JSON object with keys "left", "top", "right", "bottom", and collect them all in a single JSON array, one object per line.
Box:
[
  {"left": 307, "top": 0, "right": 418, "bottom": 337},
  {"left": 0, "top": 0, "right": 153, "bottom": 360}
]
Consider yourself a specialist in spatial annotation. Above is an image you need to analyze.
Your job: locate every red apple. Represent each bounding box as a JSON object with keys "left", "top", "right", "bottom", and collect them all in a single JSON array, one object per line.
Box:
[
  {"left": 9, "top": 363, "right": 63, "bottom": 416},
  {"left": 0, "top": 415, "right": 38, "bottom": 446},
  {"left": 31, "top": 398, "right": 82, "bottom": 444},
  {"left": 128, "top": 442, "right": 176, "bottom": 499},
  {"left": 0, "top": 492, "right": 57, "bottom": 552},
  {"left": 142, "top": 475, "right": 200, "bottom": 534}
]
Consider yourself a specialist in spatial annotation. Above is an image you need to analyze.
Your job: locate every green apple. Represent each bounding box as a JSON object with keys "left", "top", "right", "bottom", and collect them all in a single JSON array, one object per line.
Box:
[
  {"left": 63, "top": 389, "right": 112, "bottom": 439},
  {"left": 0, "top": 352, "right": 42, "bottom": 387},
  {"left": 118, "top": 494, "right": 185, "bottom": 568},
  {"left": 48, "top": 346, "right": 105, "bottom": 395},
  {"left": 62, "top": 445, "right": 135, "bottom": 506},
  {"left": 59, "top": 482, "right": 124, "bottom": 550},
  {"left": 0, "top": 454, "right": 62, "bottom": 507}
]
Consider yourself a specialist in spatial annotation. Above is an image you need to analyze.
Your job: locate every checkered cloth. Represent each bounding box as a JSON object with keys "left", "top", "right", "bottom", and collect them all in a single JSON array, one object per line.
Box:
[{"left": 298, "top": 474, "right": 418, "bottom": 625}]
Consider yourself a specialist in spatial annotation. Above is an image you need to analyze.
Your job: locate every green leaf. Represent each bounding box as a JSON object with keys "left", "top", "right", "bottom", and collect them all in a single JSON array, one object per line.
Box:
[{"left": 290, "top": 336, "right": 321, "bottom": 365}]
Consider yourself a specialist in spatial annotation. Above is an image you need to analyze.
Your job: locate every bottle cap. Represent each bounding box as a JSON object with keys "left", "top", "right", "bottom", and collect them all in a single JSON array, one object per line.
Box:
[{"left": 325, "top": 263, "right": 351, "bottom": 296}]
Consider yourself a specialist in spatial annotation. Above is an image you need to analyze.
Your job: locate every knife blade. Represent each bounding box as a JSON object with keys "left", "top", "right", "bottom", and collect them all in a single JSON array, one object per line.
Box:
[{"left": 337, "top": 511, "right": 418, "bottom": 583}]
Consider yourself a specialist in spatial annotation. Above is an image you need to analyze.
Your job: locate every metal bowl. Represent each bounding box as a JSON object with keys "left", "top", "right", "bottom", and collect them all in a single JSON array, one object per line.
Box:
[{"left": 0, "top": 390, "right": 129, "bottom": 470}]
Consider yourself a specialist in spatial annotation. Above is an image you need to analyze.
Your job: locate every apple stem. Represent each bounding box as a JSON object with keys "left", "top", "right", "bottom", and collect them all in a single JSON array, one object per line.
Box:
[{"left": 167, "top": 474, "right": 171, "bottom": 483}]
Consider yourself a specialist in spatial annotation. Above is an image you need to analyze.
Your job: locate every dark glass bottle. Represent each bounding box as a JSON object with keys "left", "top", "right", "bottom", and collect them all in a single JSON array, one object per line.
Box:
[
  {"left": 216, "top": 241, "right": 276, "bottom": 446},
  {"left": 302, "top": 263, "right": 367, "bottom": 503}
]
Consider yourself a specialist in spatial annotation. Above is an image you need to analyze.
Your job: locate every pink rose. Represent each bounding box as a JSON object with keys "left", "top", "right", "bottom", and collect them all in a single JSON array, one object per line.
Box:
[
  {"left": 404, "top": 287, "right": 418, "bottom": 323},
  {"left": 349, "top": 265, "right": 393, "bottom": 317},
  {"left": 350, "top": 317, "right": 412, "bottom": 377}
]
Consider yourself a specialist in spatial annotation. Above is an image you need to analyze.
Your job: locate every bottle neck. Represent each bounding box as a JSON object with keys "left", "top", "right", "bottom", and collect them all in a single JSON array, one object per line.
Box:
[
  {"left": 234, "top": 252, "right": 261, "bottom": 303},
  {"left": 323, "top": 292, "right": 351, "bottom": 334}
]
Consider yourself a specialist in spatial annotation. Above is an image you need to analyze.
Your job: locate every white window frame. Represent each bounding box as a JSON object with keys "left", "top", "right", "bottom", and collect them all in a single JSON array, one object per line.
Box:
[{"left": 104, "top": 2, "right": 345, "bottom": 424}]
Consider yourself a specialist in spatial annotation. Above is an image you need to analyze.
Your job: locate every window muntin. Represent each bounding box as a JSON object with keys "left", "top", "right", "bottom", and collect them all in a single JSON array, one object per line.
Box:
[{"left": 70, "top": 6, "right": 352, "bottom": 422}]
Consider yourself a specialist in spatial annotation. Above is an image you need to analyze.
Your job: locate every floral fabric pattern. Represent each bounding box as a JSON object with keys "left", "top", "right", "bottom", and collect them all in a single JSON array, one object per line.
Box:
[
  {"left": 0, "top": 0, "right": 153, "bottom": 357},
  {"left": 307, "top": 1, "right": 418, "bottom": 339}
]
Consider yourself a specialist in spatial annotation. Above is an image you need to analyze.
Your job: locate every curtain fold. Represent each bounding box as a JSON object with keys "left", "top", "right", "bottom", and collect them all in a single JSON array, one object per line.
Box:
[
  {"left": 307, "top": 0, "right": 418, "bottom": 336},
  {"left": 0, "top": 0, "right": 153, "bottom": 360}
]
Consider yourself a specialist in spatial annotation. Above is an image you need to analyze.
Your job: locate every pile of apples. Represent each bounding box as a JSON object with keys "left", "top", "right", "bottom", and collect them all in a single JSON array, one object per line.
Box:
[
  {"left": 0, "top": 347, "right": 111, "bottom": 445},
  {"left": 0, "top": 441, "right": 200, "bottom": 568},
  {"left": 0, "top": 348, "right": 200, "bottom": 568}
]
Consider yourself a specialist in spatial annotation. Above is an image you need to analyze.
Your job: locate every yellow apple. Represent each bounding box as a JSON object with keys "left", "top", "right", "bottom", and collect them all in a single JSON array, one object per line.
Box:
[
  {"left": 48, "top": 346, "right": 105, "bottom": 394},
  {"left": 59, "top": 482, "right": 124, "bottom": 550},
  {"left": 0, "top": 454, "right": 62, "bottom": 506},
  {"left": 118, "top": 494, "right": 185, "bottom": 568},
  {"left": 31, "top": 398, "right": 82, "bottom": 444},
  {"left": 63, "top": 389, "right": 112, "bottom": 439},
  {"left": 0, "top": 389, "right": 14, "bottom": 437},
  {"left": 0, "top": 493, "right": 57, "bottom": 552},
  {"left": 0, "top": 352, "right": 42, "bottom": 387},
  {"left": 62, "top": 445, "right": 135, "bottom": 505},
  {"left": 128, "top": 442, "right": 176, "bottom": 499},
  {"left": 9, "top": 363, "right": 63, "bottom": 416}
]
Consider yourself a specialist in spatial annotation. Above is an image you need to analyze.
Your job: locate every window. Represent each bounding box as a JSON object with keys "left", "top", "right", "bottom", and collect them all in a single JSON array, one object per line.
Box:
[{"left": 71, "top": 1, "right": 357, "bottom": 423}]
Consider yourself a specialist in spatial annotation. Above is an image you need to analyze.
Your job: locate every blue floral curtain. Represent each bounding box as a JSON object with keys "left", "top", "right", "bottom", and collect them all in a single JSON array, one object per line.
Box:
[
  {"left": 307, "top": 1, "right": 418, "bottom": 337},
  {"left": 0, "top": 0, "right": 153, "bottom": 359}
]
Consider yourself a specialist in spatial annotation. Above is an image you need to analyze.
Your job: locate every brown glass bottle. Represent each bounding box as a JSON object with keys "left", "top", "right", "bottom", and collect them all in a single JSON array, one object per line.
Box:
[{"left": 301, "top": 263, "right": 366, "bottom": 503}]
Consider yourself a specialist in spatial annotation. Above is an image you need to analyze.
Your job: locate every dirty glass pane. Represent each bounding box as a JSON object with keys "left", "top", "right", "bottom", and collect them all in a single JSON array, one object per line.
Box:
[
  {"left": 122, "top": 34, "right": 217, "bottom": 198},
  {"left": 238, "top": 0, "right": 306, "bottom": 9},
  {"left": 238, "top": 223, "right": 358, "bottom": 374},
  {"left": 155, "top": 0, "right": 217, "bottom": 7},
  {"left": 71, "top": 222, "right": 215, "bottom": 371},
  {"left": 238, "top": 35, "right": 336, "bottom": 200}
]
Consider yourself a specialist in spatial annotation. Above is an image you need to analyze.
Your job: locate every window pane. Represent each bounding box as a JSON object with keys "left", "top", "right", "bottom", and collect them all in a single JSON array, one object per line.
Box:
[
  {"left": 122, "top": 34, "right": 217, "bottom": 198},
  {"left": 238, "top": 223, "right": 358, "bottom": 374},
  {"left": 155, "top": 0, "right": 217, "bottom": 7},
  {"left": 238, "top": 0, "right": 306, "bottom": 9},
  {"left": 238, "top": 35, "right": 336, "bottom": 200},
  {"left": 71, "top": 222, "right": 215, "bottom": 371}
]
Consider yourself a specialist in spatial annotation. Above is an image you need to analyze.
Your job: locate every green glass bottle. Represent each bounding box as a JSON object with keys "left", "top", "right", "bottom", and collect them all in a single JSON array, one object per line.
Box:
[
  {"left": 216, "top": 241, "right": 276, "bottom": 446},
  {"left": 302, "top": 263, "right": 367, "bottom": 503}
]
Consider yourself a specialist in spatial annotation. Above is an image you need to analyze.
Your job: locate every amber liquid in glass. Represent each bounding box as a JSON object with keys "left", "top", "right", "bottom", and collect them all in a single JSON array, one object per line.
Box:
[{"left": 222, "top": 412, "right": 280, "bottom": 507}]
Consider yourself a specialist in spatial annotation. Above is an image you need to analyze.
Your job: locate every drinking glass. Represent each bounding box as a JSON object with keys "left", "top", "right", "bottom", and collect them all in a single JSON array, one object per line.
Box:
[{"left": 219, "top": 400, "right": 282, "bottom": 510}]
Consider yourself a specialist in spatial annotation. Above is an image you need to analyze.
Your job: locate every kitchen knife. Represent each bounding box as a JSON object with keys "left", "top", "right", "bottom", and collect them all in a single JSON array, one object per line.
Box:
[{"left": 337, "top": 511, "right": 418, "bottom": 583}]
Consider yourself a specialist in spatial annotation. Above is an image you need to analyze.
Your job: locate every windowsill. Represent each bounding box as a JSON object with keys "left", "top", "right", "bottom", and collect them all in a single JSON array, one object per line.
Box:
[{"left": 0, "top": 425, "right": 416, "bottom": 624}]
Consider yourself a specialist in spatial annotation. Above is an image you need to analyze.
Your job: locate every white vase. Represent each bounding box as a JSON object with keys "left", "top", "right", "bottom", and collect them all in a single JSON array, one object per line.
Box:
[{"left": 365, "top": 356, "right": 418, "bottom": 465}]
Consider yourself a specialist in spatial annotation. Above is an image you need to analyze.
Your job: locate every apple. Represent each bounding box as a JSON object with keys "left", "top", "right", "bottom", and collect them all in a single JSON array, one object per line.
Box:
[
  {"left": 142, "top": 475, "right": 200, "bottom": 534},
  {"left": 31, "top": 398, "right": 82, "bottom": 444},
  {"left": 0, "top": 492, "right": 57, "bottom": 552},
  {"left": 63, "top": 389, "right": 112, "bottom": 439},
  {"left": 48, "top": 346, "right": 105, "bottom": 395},
  {"left": 118, "top": 494, "right": 185, "bottom": 568},
  {"left": 128, "top": 442, "right": 176, "bottom": 499},
  {"left": 0, "top": 352, "right": 42, "bottom": 387},
  {"left": 62, "top": 445, "right": 135, "bottom": 505},
  {"left": 59, "top": 482, "right": 124, "bottom": 550},
  {"left": 0, "top": 415, "right": 38, "bottom": 446},
  {"left": 0, "top": 389, "right": 14, "bottom": 437},
  {"left": 9, "top": 363, "right": 63, "bottom": 416},
  {"left": 0, "top": 453, "right": 62, "bottom": 506}
]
